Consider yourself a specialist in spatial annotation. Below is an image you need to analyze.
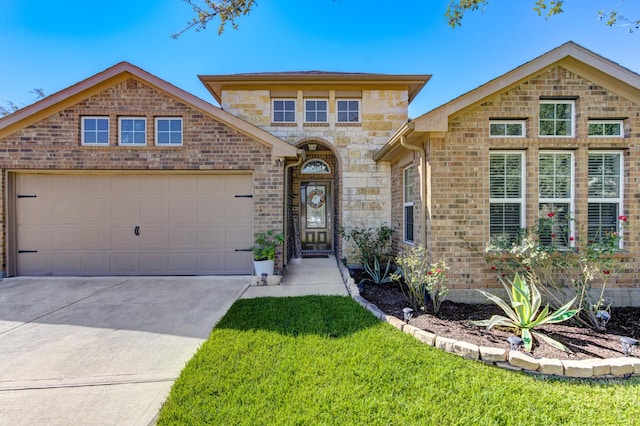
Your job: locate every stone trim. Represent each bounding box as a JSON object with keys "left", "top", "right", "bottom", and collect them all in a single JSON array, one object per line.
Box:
[{"left": 337, "top": 261, "right": 640, "bottom": 379}]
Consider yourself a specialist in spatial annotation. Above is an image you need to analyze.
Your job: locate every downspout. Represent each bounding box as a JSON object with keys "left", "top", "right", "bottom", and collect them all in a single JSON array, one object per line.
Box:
[
  {"left": 399, "top": 125, "right": 427, "bottom": 248},
  {"left": 283, "top": 149, "right": 305, "bottom": 266}
]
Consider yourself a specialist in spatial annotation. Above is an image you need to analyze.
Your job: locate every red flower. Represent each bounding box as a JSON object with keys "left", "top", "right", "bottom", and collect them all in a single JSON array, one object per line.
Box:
[
  {"left": 491, "top": 265, "right": 497, "bottom": 270},
  {"left": 550, "top": 233, "right": 557, "bottom": 238},
  {"left": 547, "top": 212, "right": 555, "bottom": 218},
  {"left": 619, "top": 215, "right": 628, "bottom": 222},
  {"left": 569, "top": 236, "right": 575, "bottom": 241},
  {"left": 603, "top": 269, "right": 611, "bottom": 275},
  {"left": 436, "top": 268, "right": 442, "bottom": 274},
  {"left": 501, "top": 274, "right": 506, "bottom": 278},
  {"left": 427, "top": 271, "right": 433, "bottom": 275}
]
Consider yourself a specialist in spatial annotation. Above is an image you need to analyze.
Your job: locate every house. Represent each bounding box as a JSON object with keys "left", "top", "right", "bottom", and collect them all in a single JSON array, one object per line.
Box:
[
  {"left": 0, "top": 41, "right": 638, "bottom": 305},
  {"left": 375, "top": 41, "right": 640, "bottom": 305}
]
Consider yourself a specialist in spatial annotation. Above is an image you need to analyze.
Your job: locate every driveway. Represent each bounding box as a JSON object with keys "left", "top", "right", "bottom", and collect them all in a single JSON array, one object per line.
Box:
[{"left": 0, "top": 276, "right": 249, "bottom": 425}]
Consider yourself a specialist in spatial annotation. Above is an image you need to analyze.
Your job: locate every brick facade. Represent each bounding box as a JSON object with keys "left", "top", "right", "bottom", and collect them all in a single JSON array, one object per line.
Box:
[
  {"left": 0, "top": 77, "right": 286, "bottom": 275},
  {"left": 394, "top": 65, "right": 640, "bottom": 295}
]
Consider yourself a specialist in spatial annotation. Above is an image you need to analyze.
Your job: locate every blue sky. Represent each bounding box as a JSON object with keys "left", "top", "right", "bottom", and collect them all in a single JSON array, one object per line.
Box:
[{"left": 1, "top": 0, "right": 639, "bottom": 117}]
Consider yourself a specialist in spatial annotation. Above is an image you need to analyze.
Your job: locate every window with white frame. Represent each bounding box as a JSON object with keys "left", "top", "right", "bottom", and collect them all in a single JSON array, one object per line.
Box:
[
  {"left": 489, "top": 120, "right": 526, "bottom": 137},
  {"left": 119, "top": 117, "right": 146, "bottom": 145},
  {"left": 539, "top": 100, "right": 574, "bottom": 137},
  {"left": 155, "top": 118, "right": 183, "bottom": 146},
  {"left": 403, "top": 166, "right": 414, "bottom": 243},
  {"left": 539, "top": 152, "right": 574, "bottom": 248},
  {"left": 273, "top": 99, "right": 296, "bottom": 122},
  {"left": 588, "top": 120, "right": 623, "bottom": 137},
  {"left": 337, "top": 99, "right": 359, "bottom": 123},
  {"left": 304, "top": 100, "right": 328, "bottom": 123},
  {"left": 489, "top": 152, "right": 525, "bottom": 244},
  {"left": 588, "top": 152, "right": 623, "bottom": 246},
  {"left": 82, "top": 116, "right": 109, "bottom": 145}
]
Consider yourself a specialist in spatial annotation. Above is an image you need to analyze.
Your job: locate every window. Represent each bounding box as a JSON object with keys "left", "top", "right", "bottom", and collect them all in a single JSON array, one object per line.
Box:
[
  {"left": 490, "top": 152, "right": 525, "bottom": 244},
  {"left": 119, "top": 117, "right": 146, "bottom": 145},
  {"left": 155, "top": 118, "right": 183, "bottom": 146},
  {"left": 301, "top": 159, "right": 331, "bottom": 174},
  {"left": 588, "top": 152, "right": 623, "bottom": 246},
  {"left": 273, "top": 99, "right": 295, "bottom": 122},
  {"left": 588, "top": 120, "right": 623, "bottom": 137},
  {"left": 489, "top": 120, "right": 526, "bottom": 137},
  {"left": 337, "top": 100, "right": 359, "bottom": 123},
  {"left": 82, "top": 116, "right": 109, "bottom": 145},
  {"left": 304, "top": 100, "right": 328, "bottom": 123},
  {"left": 539, "top": 152, "right": 574, "bottom": 247},
  {"left": 539, "top": 100, "right": 574, "bottom": 137},
  {"left": 403, "top": 166, "right": 414, "bottom": 243}
]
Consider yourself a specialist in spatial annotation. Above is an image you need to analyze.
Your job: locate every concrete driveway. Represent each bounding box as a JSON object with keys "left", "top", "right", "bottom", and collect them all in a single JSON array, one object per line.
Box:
[{"left": 0, "top": 276, "right": 249, "bottom": 425}]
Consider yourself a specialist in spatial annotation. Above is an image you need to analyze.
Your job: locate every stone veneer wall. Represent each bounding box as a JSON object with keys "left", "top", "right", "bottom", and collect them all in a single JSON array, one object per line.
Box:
[
  {"left": 222, "top": 88, "right": 409, "bottom": 263},
  {"left": 0, "top": 78, "right": 286, "bottom": 274},
  {"left": 421, "top": 66, "right": 640, "bottom": 293}
]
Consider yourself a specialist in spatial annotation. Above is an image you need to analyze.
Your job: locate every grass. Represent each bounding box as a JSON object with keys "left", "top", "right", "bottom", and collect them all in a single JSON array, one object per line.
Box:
[{"left": 158, "top": 296, "right": 640, "bottom": 425}]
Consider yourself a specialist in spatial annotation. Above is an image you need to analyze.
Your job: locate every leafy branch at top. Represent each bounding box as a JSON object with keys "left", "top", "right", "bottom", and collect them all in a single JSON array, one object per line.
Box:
[{"left": 172, "top": 0, "right": 256, "bottom": 39}]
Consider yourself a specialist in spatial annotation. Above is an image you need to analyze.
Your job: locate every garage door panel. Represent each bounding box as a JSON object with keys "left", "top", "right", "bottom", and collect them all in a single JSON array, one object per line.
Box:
[
  {"left": 16, "top": 173, "right": 253, "bottom": 276},
  {"left": 140, "top": 199, "right": 169, "bottom": 223},
  {"left": 226, "top": 200, "right": 252, "bottom": 224},
  {"left": 51, "top": 199, "right": 82, "bottom": 223},
  {"left": 169, "top": 199, "right": 197, "bottom": 224},
  {"left": 168, "top": 227, "right": 197, "bottom": 247},
  {"left": 82, "top": 228, "right": 110, "bottom": 250},
  {"left": 138, "top": 226, "right": 169, "bottom": 248},
  {"left": 111, "top": 227, "right": 138, "bottom": 249},
  {"left": 110, "top": 252, "right": 139, "bottom": 274},
  {"left": 82, "top": 199, "right": 110, "bottom": 222},
  {"left": 52, "top": 227, "right": 82, "bottom": 250},
  {"left": 197, "top": 201, "right": 224, "bottom": 224},
  {"left": 17, "top": 225, "right": 51, "bottom": 250}
]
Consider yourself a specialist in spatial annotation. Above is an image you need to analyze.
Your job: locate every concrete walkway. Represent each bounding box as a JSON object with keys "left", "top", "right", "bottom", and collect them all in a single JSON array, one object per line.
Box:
[{"left": 240, "top": 255, "right": 349, "bottom": 299}]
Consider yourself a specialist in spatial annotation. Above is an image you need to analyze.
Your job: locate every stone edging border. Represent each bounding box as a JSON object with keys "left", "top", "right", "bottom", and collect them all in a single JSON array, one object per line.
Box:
[{"left": 337, "top": 262, "right": 640, "bottom": 379}]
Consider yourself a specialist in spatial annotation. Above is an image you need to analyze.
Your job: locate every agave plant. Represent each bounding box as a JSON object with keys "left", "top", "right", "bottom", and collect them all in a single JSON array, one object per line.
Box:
[
  {"left": 359, "top": 257, "right": 393, "bottom": 286},
  {"left": 472, "top": 273, "right": 580, "bottom": 353}
]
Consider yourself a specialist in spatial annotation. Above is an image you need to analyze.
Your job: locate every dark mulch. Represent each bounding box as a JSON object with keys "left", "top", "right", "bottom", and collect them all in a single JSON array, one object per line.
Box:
[{"left": 360, "top": 281, "right": 640, "bottom": 360}]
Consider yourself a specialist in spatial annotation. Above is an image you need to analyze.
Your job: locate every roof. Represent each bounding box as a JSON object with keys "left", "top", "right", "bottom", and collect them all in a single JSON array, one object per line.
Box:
[
  {"left": 0, "top": 62, "right": 299, "bottom": 158},
  {"left": 374, "top": 41, "right": 640, "bottom": 162},
  {"left": 199, "top": 71, "right": 431, "bottom": 104}
]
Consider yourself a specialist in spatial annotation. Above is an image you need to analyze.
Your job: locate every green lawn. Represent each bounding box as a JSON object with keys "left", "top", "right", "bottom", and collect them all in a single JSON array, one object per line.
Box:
[{"left": 158, "top": 296, "right": 640, "bottom": 425}]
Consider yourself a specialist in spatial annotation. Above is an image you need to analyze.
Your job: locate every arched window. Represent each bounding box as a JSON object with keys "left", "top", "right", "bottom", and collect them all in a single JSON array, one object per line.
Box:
[{"left": 301, "top": 159, "right": 331, "bottom": 174}]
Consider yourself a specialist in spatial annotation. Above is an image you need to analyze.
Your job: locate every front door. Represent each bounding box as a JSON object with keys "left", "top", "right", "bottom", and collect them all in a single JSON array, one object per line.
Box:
[{"left": 300, "top": 181, "right": 331, "bottom": 252}]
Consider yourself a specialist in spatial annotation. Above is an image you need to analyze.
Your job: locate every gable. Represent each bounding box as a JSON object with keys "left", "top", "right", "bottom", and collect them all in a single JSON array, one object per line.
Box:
[{"left": 0, "top": 62, "right": 298, "bottom": 158}]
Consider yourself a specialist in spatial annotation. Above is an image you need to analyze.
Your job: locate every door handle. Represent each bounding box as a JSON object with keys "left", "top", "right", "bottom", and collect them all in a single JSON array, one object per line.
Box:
[{"left": 134, "top": 225, "right": 140, "bottom": 236}]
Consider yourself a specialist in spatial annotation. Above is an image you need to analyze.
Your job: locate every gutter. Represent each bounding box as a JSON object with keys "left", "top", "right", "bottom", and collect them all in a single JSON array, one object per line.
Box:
[
  {"left": 398, "top": 124, "right": 427, "bottom": 249},
  {"left": 283, "top": 149, "right": 306, "bottom": 266}
]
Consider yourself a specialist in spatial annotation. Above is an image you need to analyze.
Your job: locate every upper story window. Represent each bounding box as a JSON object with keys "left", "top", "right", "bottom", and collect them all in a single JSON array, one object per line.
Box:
[
  {"left": 489, "top": 152, "right": 525, "bottom": 244},
  {"left": 119, "top": 117, "right": 146, "bottom": 146},
  {"left": 273, "top": 99, "right": 296, "bottom": 123},
  {"left": 588, "top": 120, "right": 623, "bottom": 137},
  {"left": 304, "top": 100, "right": 328, "bottom": 123},
  {"left": 403, "top": 166, "right": 414, "bottom": 244},
  {"left": 82, "top": 116, "right": 109, "bottom": 146},
  {"left": 155, "top": 118, "right": 183, "bottom": 146},
  {"left": 539, "top": 100, "right": 574, "bottom": 137},
  {"left": 337, "top": 100, "right": 360, "bottom": 123},
  {"left": 489, "top": 120, "right": 526, "bottom": 137}
]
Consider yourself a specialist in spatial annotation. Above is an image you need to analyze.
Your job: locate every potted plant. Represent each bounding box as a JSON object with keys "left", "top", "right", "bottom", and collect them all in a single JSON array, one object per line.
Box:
[{"left": 251, "top": 230, "right": 284, "bottom": 276}]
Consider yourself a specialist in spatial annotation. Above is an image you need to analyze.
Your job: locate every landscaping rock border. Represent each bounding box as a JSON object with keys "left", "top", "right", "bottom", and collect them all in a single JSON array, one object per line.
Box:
[{"left": 337, "top": 261, "right": 640, "bottom": 379}]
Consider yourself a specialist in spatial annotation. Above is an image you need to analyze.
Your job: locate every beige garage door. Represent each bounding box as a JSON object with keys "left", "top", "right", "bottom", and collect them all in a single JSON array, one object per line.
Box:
[{"left": 14, "top": 173, "right": 253, "bottom": 276}]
